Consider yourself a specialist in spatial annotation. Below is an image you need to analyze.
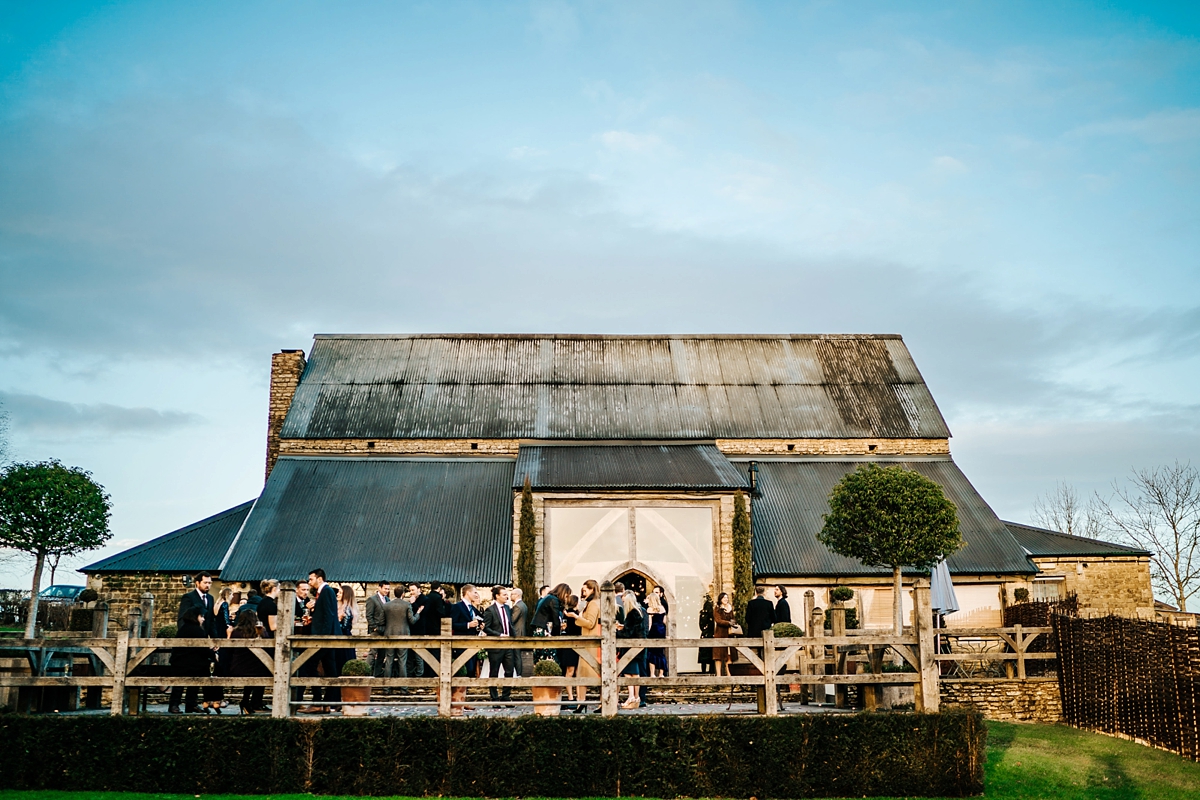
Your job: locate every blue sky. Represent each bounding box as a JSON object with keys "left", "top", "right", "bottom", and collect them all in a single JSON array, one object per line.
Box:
[{"left": 1, "top": 1, "right": 1197, "bottom": 591}]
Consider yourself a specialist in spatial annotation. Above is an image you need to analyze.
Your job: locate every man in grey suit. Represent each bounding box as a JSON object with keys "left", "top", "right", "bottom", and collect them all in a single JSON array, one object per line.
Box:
[
  {"left": 382, "top": 590, "right": 420, "bottom": 680},
  {"left": 365, "top": 581, "right": 391, "bottom": 678},
  {"left": 509, "top": 587, "right": 531, "bottom": 677}
]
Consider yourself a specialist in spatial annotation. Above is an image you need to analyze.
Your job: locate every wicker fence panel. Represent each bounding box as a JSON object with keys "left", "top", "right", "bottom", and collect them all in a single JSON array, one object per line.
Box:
[{"left": 1053, "top": 614, "right": 1200, "bottom": 760}]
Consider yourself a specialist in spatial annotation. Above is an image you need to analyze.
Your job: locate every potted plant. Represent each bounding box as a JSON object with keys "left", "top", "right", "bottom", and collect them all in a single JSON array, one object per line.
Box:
[
  {"left": 531, "top": 658, "right": 563, "bottom": 716},
  {"left": 340, "top": 658, "right": 372, "bottom": 716}
]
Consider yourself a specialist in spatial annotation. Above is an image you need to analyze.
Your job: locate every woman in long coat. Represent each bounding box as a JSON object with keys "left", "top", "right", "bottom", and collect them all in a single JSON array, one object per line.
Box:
[
  {"left": 567, "top": 579, "right": 601, "bottom": 708},
  {"left": 712, "top": 592, "right": 735, "bottom": 677}
]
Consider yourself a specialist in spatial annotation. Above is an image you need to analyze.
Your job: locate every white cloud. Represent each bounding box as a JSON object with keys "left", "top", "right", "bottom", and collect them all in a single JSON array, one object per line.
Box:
[
  {"left": 1068, "top": 108, "right": 1200, "bottom": 144},
  {"left": 0, "top": 391, "right": 202, "bottom": 437},
  {"left": 599, "top": 130, "right": 663, "bottom": 153},
  {"left": 931, "top": 155, "right": 968, "bottom": 174}
]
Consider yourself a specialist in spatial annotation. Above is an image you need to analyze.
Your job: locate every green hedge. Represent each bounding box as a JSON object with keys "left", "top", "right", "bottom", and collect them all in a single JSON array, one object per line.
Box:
[{"left": 0, "top": 711, "right": 986, "bottom": 797}]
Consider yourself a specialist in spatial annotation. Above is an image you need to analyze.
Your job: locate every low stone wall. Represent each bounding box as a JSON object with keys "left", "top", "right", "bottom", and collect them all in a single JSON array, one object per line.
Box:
[{"left": 940, "top": 679, "right": 1062, "bottom": 722}]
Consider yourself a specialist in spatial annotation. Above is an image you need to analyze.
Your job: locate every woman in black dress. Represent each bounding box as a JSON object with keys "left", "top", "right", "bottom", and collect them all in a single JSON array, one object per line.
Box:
[
  {"left": 227, "top": 609, "right": 270, "bottom": 713},
  {"left": 557, "top": 594, "right": 581, "bottom": 712}
]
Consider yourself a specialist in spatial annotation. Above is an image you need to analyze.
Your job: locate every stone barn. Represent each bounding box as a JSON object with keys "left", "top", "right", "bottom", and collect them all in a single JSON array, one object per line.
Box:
[{"left": 84, "top": 334, "right": 1154, "bottom": 652}]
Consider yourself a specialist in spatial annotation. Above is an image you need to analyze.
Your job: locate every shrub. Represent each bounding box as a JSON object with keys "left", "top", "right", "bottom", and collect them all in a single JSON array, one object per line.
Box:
[
  {"left": 773, "top": 622, "right": 804, "bottom": 638},
  {"left": 1013, "top": 587, "right": 1030, "bottom": 602},
  {"left": 77, "top": 588, "right": 99, "bottom": 603},
  {"left": 825, "top": 606, "right": 860, "bottom": 630},
  {"left": 831, "top": 585, "right": 855, "bottom": 603},
  {"left": 533, "top": 658, "right": 563, "bottom": 677},
  {"left": 0, "top": 712, "right": 986, "bottom": 797},
  {"left": 156, "top": 624, "right": 177, "bottom": 638},
  {"left": 340, "top": 659, "right": 370, "bottom": 676}
]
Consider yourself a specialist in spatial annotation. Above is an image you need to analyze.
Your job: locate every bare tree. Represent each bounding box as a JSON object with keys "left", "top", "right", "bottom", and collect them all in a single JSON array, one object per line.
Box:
[
  {"left": 1033, "top": 480, "right": 1103, "bottom": 539},
  {"left": 1096, "top": 461, "right": 1200, "bottom": 612}
]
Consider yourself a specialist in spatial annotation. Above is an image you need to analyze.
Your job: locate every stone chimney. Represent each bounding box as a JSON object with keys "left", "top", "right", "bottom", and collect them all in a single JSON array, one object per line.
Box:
[{"left": 266, "top": 349, "right": 306, "bottom": 481}]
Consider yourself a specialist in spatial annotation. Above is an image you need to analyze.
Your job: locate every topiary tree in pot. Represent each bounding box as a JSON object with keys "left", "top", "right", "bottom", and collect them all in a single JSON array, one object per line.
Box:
[
  {"left": 531, "top": 657, "right": 563, "bottom": 716},
  {"left": 340, "top": 658, "right": 372, "bottom": 716}
]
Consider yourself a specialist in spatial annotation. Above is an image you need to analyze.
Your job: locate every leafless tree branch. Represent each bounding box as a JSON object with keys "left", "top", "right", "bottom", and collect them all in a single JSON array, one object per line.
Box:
[
  {"left": 1095, "top": 461, "right": 1200, "bottom": 612},
  {"left": 1033, "top": 480, "right": 1104, "bottom": 539}
]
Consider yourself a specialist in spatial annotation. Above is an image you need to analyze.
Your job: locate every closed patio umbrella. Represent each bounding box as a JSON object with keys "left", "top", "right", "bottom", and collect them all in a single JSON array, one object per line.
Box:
[{"left": 929, "top": 558, "right": 959, "bottom": 615}]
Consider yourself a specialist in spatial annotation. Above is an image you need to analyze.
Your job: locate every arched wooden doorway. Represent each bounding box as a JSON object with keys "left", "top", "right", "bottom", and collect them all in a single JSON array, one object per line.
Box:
[{"left": 607, "top": 562, "right": 679, "bottom": 674}]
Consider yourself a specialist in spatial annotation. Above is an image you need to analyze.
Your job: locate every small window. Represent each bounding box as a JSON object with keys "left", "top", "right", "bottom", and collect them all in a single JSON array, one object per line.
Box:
[
  {"left": 868, "top": 444, "right": 878, "bottom": 452},
  {"left": 367, "top": 441, "right": 375, "bottom": 449},
  {"left": 471, "top": 442, "right": 478, "bottom": 450},
  {"left": 787, "top": 443, "right": 795, "bottom": 451}
]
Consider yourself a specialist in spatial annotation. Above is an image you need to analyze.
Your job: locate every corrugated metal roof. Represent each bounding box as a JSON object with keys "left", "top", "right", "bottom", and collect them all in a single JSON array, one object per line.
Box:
[
  {"left": 751, "top": 460, "right": 1036, "bottom": 577},
  {"left": 515, "top": 445, "right": 749, "bottom": 490},
  {"left": 1004, "top": 521, "right": 1151, "bottom": 558},
  {"left": 218, "top": 457, "right": 515, "bottom": 584},
  {"left": 281, "top": 334, "right": 951, "bottom": 440},
  {"left": 82, "top": 501, "right": 254, "bottom": 574}
]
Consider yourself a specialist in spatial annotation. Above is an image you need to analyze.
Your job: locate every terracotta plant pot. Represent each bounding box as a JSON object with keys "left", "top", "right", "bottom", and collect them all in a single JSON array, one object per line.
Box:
[
  {"left": 341, "top": 684, "right": 371, "bottom": 716},
  {"left": 532, "top": 686, "right": 562, "bottom": 716},
  {"left": 436, "top": 685, "right": 469, "bottom": 715}
]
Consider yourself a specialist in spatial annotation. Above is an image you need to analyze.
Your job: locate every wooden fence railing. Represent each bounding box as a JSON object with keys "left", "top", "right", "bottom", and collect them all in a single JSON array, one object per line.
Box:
[{"left": 0, "top": 581, "right": 1057, "bottom": 717}]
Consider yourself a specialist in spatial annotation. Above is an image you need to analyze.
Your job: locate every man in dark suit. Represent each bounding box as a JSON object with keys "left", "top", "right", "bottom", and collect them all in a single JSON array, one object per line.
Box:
[
  {"left": 300, "top": 568, "right": 340, "bottom": 711},
  {"left": 177, "top": 572, "right": 215, "bottom": 633},
  {"left": 422, "top": 582, "right": 445, "bottom": 636},
  {"left": 482, "top": 585, "right": 515, "bottom": 702},
  {"left": 450, "top": 584, "right": 483, "bottom": 682},
  {"left": 405, "top": 584, "right": 426, "bottom": 677},
  {"left": 509, "top": 587, "right": 531, "bottom": 676},
  {"left": 745, "top": 585, "right": 777, "bottom": 638},
  {"left": 773, "top": 586, "right": 792, "bottom": 624},
  {"left": 175, "top": 572, "right": 218, "bottom": 708},
  {"left": 365, "top": 582, "right": 391, "bottom": 678}
]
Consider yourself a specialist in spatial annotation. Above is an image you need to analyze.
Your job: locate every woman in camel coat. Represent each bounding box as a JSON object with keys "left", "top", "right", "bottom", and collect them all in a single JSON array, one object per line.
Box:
[{"left": 566, "top": 579, "right": 601, "bottom": 711}]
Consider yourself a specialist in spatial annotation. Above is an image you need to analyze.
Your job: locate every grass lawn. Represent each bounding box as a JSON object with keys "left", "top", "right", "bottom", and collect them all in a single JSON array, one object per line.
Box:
[{"left": 0, "top": 720, "right": 1197, "bottom": 799}]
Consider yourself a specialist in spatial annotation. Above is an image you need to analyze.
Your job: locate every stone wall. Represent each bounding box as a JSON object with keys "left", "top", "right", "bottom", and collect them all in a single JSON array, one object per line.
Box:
[
  {"left": 1013, "top": 556, "right": 1154, "bottom": 618},
  {"left": 279, "top": 437, "right": 947, "bottom": 459},
  {"left": 266, "top": 350, "right": 306, "bottom": 479},
  {"left": 281, "top": 438, "right": 520, "bottom": 457},
  {"left": 940, "top": 680, "right": 1062, "bottom": 722},
  {"left": 715, "top": 438, "right": 950, "bottom": 456},
  {"left": 86, "top": 573, "right": 201, "bottom": 634}
]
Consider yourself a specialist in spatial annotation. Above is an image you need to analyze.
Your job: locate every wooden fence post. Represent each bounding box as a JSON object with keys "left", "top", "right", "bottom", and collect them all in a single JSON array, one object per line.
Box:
[
  {"left": 124, "top": 606, "right": 142, "bottom": 714},
  {"left": 600, "top": 581, "right": 618, "bottom": 717},
  {"left": 914, "top": 581, "right": 939, "bottom": 712},
  {"left": 92, "top": 601, "right": 110, "bottom": 638},
  {"left": 139, "top": 592, "right": 155, "bottom": 637},
  {"left": 110, "top": 631, "right": 129, "bottom": 716},
  {"left": 438, "top": 618, "right": 452, "bottom": 717},
  {"left": 1014, "top": 623, "right": 1026, "bottom": 680},
  {"left": 762, "top": 628, "right": 778, "bottom": 715},
  {"left": 830, "top": 603, "right": 847, "bottom": 708},
  {"left": 809, "top": 606, "right": 824, "bottom": 705},
  {"left": 272, "top": 581, "right": 296, "bottom": 719}
]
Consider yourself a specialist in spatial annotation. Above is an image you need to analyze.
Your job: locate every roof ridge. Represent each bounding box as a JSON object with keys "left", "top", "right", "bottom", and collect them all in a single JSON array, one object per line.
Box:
[
  {"left": 312, "top": 333, "right": 905, "bottom": 340},
  {"left": 1002, "top": 520, "right": 1147, "bottom": 553}
]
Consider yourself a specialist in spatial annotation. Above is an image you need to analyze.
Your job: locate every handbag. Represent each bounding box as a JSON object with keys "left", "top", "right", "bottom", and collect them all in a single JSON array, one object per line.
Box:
[{"left": 729, "top": 623, "right": 743, "bottom": 635}]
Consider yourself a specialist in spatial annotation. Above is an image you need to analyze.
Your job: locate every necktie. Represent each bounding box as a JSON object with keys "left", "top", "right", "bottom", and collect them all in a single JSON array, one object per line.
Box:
[{"left": 501, "top": 605, "right": 510, "bottom": 636}]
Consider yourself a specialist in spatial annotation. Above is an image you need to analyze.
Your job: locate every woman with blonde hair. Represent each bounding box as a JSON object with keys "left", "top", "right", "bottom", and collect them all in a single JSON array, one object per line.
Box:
[{"left": 616, "top": 590, "right": 647, "bottom": 708}]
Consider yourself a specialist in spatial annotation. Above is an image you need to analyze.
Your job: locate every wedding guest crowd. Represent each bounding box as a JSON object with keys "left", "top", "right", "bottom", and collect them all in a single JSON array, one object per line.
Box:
[{"left": 173, "top": 571, "right": 825, "bottom": 716}]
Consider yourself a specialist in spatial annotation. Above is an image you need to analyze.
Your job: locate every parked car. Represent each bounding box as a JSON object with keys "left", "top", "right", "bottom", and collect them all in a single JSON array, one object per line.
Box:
[{"left": 38, "top": 585, "right": 87, "bottom": 602}]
